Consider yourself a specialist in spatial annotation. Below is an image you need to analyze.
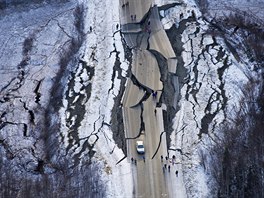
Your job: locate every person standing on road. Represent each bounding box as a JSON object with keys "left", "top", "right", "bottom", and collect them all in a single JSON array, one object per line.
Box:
[
  {"left": 131, "top": 157, "right": 134, "bottom": 163},
  {"left": 172, "top": 155, "right": 176, "bottom": 165},
  {"left": 168, "top": 165, "right": 171, "bottom": 172},
  {"left": 161, "top": 155, "right": 163, "bottom": 162},
  {"left": 152, "top": 90, "right": 157, "bottom": 99},
  {"left": 175, "top": 170, "right": 178, "bottom": 177}
]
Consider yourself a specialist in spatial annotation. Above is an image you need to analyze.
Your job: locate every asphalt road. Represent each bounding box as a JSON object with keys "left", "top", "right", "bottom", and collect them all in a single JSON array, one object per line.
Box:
[{"left": 120, "top": 1, "right": 177, "bottom": 197}]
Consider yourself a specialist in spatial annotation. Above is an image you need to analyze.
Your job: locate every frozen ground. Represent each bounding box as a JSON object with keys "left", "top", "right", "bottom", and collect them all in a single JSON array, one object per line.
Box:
[
  {"left": 0, "top": 0, "right": 76, "bottom": 171},
  {"left": 92, "top": 0, "right": 256, "bottom": 197},
  {"left": 0, "top": 0, "right": 260, "bottom": 197},
  {"left": 162, "top": 0, "right": 259, "bottom": 197},
  {"left": 0, "top": 0, "right": 133, "bottom": 196},
  {"left": 208, "top": 0, "right": 264, "bottom": 20},
  {"left": 59, "top": 0, "right": 133, "bottom": 196}
]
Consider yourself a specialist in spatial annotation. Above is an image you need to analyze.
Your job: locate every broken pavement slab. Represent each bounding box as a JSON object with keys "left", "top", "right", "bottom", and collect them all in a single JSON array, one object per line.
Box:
[
  {"left": 147, "top": 6, "right": 176, "bottom": 59},
  {"left": 149, "top": 29, "right": 176, "bottom": 59},
  {"left": 132, "top": 49, "right": 163, "bottom": 91},
  {"left": 122, "top": 79, "right": 145, "bottom": 108}
]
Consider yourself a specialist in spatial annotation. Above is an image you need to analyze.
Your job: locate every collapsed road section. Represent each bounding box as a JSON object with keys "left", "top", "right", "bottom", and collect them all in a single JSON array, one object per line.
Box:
[{"left": 120, "top": 1, "right": 186, "bottom": 197}]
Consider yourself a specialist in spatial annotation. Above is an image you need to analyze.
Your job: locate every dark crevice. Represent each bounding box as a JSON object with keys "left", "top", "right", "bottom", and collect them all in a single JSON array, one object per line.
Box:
[
  {"left": 190, "top": 100, "right": 199, "bottom": 128},
  {"left": 149, "top": 49, "right": 178, "bottom": 149},
  {"left": 28, "top": 110, "right": 35, "bottom": 125},
  {"left": 130, "top": 73, "right": 153, "bottom": 93},
  {"left": 199, "top": 111, "right": 218, "bottom": 139},
  {"left": 0, "top": 112, "right": 7, "bottom": 119},
  {"left": 218, "top": 56, "right": 230, "bottom": 81},
  {"left": 217, "top": 57, "right": 230, "bottom": 120},
  {"left": 20, "top": 100, "right": 35, "bottom": 125},
  {"left": 108, "top": 42, "right": 118, "bottom": 59},
  {"left": 34, "top": 80, "right": 42, "bottom": 104},
  {"left": 215, "top": 46, "right": 225, "bottom": 62},
  {"left": 111, "top": 38, "right": 131, "bottom": 154},
  {"left": 23, "top": 123, "right": 28, "bottom": 137},
  {"left": 186, "top": 37, "right": 195, "bottom": 67},
  {"left": 34, "top": 160, "right": 45, "bottom": 174},
  {"left": 115, "top": 155, "right": 127, "bottom": 165},
  {"left": 139, "top": 103, "right": 145, "bottom": 133},
  {"left": 151, "top": 131, "right": 166, "bottom": 159},
  {"left": 64, "top": 59, "right": 94, "bottom": 154},
  {"left": 108, "top": 41, "right": 120, "bottom": 94}
]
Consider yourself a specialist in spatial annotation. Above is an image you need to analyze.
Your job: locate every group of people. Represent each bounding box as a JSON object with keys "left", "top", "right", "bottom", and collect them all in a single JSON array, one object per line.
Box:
[
  {"left": 163, "top": 163, "right": 171, "bottom": 172},
  {"left": 130, "top": 155, "right": 178, "bottom": 176},
  {"left": 131, "top": 15, "right": 136, "bottom": 21},
  {"left": 131, "top": 157, "right": 137, "bottom": 165},
  {"left": 121, "top": 1, "right": 129, "bottom": 8},
  {"left": 131, "top": 156, "right": 146, "bottom": 165},
  {"left": 121, "top": 1, "right": 137, "bottom": 22},
  {"left": 161, "top": 155, "right": 178, "bottom": 176},
  {"left": 152, "top": 90, "right": 158, "bottom": 99}
]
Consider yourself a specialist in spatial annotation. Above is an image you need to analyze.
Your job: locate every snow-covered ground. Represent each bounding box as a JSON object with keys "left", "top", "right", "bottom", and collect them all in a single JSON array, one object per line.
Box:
[
  {"left": 0, "top": 0, "right": 77, "bottom": 172},
  {"left": 0, "top": 0, "right": 260, "bottom": 197},
  {"left": 208, "top": 0, "right": 264, "bottom": 20},
  {"left": 161, "top": 0, "right": 256, "bottom": 197},
  {"left": 56, "top": 0, "right": 134, "bottom": 196}
]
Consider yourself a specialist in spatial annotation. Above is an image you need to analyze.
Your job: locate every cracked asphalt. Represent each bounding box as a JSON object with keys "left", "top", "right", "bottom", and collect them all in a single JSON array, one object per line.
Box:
[{"left": 120, "top": 3, "right": 180, "bottom": 197}]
